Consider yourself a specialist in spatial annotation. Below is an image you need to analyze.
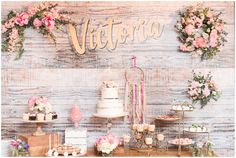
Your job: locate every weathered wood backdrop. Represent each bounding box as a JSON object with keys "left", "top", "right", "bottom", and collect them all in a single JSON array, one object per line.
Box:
[{"left": 1, "top": 1, "right": 235, "bottom": 157}]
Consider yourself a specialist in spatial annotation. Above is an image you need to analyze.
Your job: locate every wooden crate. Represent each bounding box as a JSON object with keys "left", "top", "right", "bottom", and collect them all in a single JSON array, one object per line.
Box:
[{"left": 19, "top": 133, "right": 61, "bottom": 157}]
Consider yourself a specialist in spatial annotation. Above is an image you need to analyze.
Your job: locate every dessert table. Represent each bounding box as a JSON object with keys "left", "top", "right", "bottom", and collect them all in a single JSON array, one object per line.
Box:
[{"left": 85, "top": 147, "right": 193, "bottom": 157}]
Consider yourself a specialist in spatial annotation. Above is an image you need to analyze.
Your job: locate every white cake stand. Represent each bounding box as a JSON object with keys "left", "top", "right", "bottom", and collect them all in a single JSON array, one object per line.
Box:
[
  {"left": 93, "top": 113, "right": 128, "bottom": 133},
  {"left": 22, "top": 119, "right": 57, "bottom": 136}
]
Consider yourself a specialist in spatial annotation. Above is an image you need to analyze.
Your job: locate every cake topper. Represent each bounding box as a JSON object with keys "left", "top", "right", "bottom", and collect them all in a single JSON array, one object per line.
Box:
[{"left": 70, "top": 105, "right": 82, "bottom": 128}]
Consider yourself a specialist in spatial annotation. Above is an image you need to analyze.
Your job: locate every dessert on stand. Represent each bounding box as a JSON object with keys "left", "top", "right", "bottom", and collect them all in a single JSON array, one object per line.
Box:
[
  {"left": 93, "top": 81, "right": 127, "bottom": 132},
  {"left": 170, "top": 101, "right": 194, "bottom": 157},
  {"left": 22, "top": 96, "right": 58, "bottom": 136}
]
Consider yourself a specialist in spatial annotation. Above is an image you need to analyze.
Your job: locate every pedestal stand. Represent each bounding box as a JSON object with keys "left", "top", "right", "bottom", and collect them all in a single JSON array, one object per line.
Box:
[
  {"left": 93, "top": 113, "right": 127, "bottom": 133},
  {"left": 22, "top": 120, "right": 57, "bottom": 136}
]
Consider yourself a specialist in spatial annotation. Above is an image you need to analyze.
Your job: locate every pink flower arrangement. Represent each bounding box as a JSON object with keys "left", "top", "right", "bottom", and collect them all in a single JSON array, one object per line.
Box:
[
  {"left": 28, "top": 96, "right": 52, "bottom": 113},
  {"left": 1, "top": 2, "right": 73, "bottom": 59},
  {"left": 15, "top": 12, "right": 29, "bottom": 26},
  {"left": 95, "top": 133, "right": 120, "bottom": 156},
  {"left": 188, "top": 71, "right": 221, "bottom": 108},
  {"left": 175, "top": 4, "right": 227, "bottom": 60}
]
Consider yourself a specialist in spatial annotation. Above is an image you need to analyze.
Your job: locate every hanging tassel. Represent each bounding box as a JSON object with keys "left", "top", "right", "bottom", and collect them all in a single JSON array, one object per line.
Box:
[
  {"left": 135, "top": 84, "right": 140, "bottom": 123},
  {"left": 124, "top": 81, "right": 129, "bottom": 123},
  {"left": 132, "top": 84, "right": 136, "bottom": 124},
  {"left": 141, "top": 80, "right": 146, "bottom": 123},
  {"left": 138, "top": 83, "right": 142, "bottom": 123}
]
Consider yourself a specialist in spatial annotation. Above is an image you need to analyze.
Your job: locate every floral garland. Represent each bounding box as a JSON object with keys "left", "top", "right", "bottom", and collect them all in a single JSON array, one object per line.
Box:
[
  {"left": 1, "top": 2, "right": 74, "bottom": 60},
  {"left": 187, "top": 71, "right": 221, "bottom": 108},
  {"left": 175, "top": 5, "right": 228, "bottom": 60}
]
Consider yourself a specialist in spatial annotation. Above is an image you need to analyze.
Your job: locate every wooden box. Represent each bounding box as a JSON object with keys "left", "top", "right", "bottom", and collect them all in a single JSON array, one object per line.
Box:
[
  {"left": 65, "top": 128, "right": 87, "bottom": 154},
  {"left": 19, "top": 133, "right": 61, "bottom": 157}
]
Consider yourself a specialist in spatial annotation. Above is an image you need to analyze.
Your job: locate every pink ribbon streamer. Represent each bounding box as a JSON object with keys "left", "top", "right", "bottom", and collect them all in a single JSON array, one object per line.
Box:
[
  {"left": 141, "top": 80, "right": 145, "bottom": 123},
  {"left": 131, "top": 56, "right": 136, "bottom": 67}
]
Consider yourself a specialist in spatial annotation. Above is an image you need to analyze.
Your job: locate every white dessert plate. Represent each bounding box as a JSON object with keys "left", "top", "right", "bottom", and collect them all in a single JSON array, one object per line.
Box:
[
  {"left": 22, "top": 119, "right": 57, "bottom": 123},
  {"left": 171, "top": 109, "right": 194, "bottom": 112},
  {"left": 93, "top": 113, "right": 128, "bottom": 118},
  {"left": 168, "top": 140, "right": 194, "bottom": 146},
  {"left": 155, "top": 116, "right": 181, "bottom": 122},
  {"left": 184, "top": 128, "right": 209, "bottom": 133}
]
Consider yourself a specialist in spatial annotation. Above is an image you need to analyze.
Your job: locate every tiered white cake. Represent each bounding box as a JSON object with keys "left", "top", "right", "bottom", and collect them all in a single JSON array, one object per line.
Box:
[{"left": 95, "top": 81, "right": 125, "bottom": 117}]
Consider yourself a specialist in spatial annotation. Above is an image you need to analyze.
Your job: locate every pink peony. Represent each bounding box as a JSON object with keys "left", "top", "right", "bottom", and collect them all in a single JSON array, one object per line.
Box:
[
  {"left": 194, "top": 37, "right": 206, "bottom": 48},
  {"left": 107, "top": 133, "right": 120, "bottom": 146},
  {"left": 28, "top": 96, "right": 38, "bottom": 109},
  {"left": 209, "top": 29, "right": 218, "bottom": 47},
  {"left": 42, "top": 15, "right": 55, "bottom": 31},
  {"left": 185, "top": 24, "right": 195, "bottom": 35},
  {"left": 15, "top": 12, "right": 29, "bottom": 26},
  {"left": 96, "top": 136, "right": 107, "bottom": 146},
  {"left": 33, "top": 18, "right": 42, "bottom": 29}
]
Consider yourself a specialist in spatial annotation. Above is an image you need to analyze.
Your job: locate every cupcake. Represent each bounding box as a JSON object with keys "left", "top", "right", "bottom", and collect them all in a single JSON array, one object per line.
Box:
[
  {"left": 45, "top": 113, "right": 53, "bottom": 121},
  {"left": 52, "top": 112, "right": 58, "bottom": 120},
  {"left": 22, "top": 112, "right": 29, "bottom": 121},
  {"left": 29, "top": 113, "right": 37, "bottom": 120},
  {"left": 37, "top": 113, "right": 45, "bottom": 121}
]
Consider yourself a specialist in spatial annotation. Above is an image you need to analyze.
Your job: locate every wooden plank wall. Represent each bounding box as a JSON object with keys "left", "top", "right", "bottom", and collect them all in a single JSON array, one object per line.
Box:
[{"left": 1, "top": 1, "right": 235, "bottom": 157}]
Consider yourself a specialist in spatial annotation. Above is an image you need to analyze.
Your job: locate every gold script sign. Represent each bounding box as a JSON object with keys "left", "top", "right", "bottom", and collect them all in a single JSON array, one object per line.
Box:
[{"left": 68, "top": 18, "right": 164, "bottom": 55}]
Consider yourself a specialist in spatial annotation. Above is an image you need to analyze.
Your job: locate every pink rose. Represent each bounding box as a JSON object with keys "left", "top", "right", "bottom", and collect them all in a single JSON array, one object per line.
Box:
[
  {"left": 42, "top": 15, "right": 55, "bottom": 31},
  {"left": 28, "top": 96, "right": 38, "bottom": 109},
  {"left": 209, "top": 29, "right": 218, "bottom": 47},
  {"left": 15, "top": 12, "right": 29, "bottom": 26},
  {"left": 185, "top": 24, "right": 195, "bottom": 35},
  {"left": 194, "top": 37, "right": 206, "bottom": 48},
  {"left": 33, "top": 18, "right": 42, "bottom": 29}
]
